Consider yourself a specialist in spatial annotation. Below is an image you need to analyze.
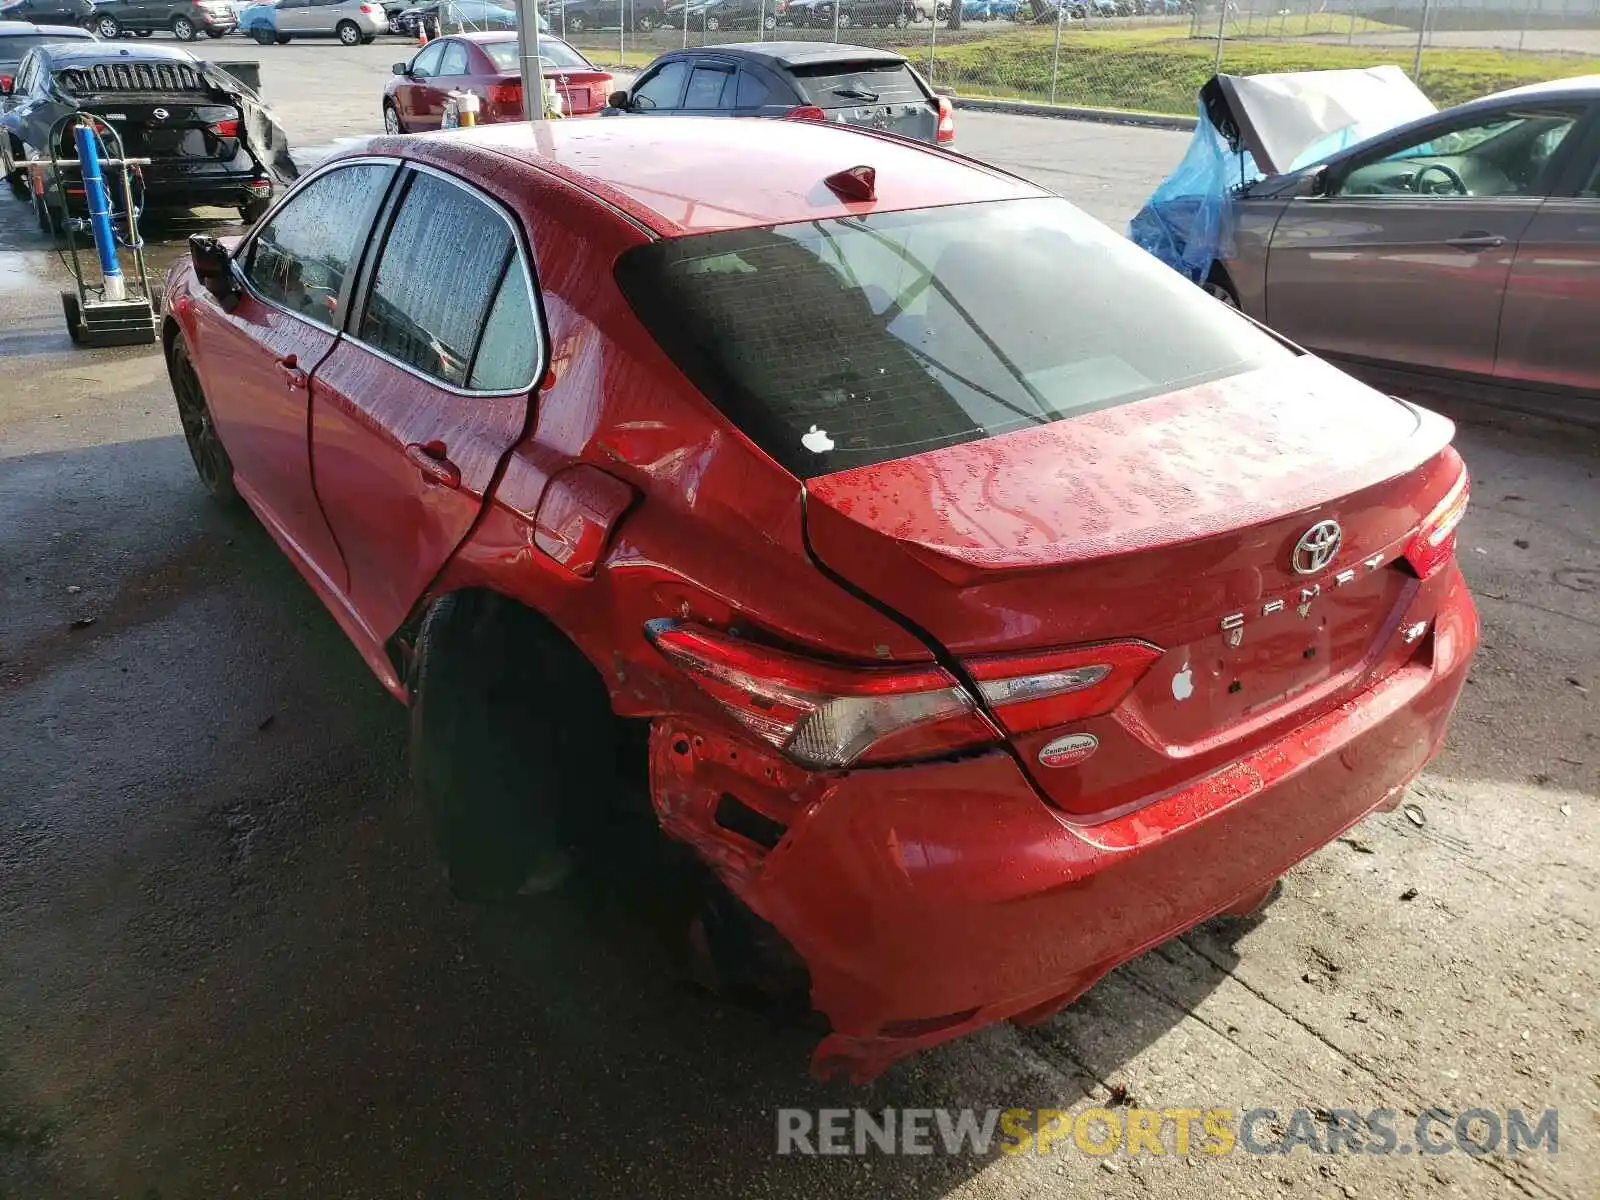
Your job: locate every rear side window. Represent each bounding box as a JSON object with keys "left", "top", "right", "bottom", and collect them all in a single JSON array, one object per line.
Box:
[
  {"left": 438, "top": 41, "right": 470, "bottom": 76},
  {"left": 684, "top": 64, "right": 732, "bottom": 109},
  {"left": 789, "top": 59, "right": 926, "bottom": 109},
  {"left": 243, "top": 162, "right": 392, "bottom": 326},
  {"left": 358, "top": 171, "right": 522, "bottom": 389},
  {"left": 735, "top": 69, "right": 768, "bottom": 108},
  {"left": 615, "top": 197, "right": 1295, "bottom": 477}
]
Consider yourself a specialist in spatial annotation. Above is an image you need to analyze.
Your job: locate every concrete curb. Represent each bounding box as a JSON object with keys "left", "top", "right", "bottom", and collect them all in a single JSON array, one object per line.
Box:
[{"left": 948, "top": 94, "right": 1198, "bottom": 132}]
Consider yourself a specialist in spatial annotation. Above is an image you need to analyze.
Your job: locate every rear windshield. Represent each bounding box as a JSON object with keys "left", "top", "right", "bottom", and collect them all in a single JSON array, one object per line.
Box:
[
  {"left": 789, "top": 59, "right": 926, "bottom": 109},
  {"left": 484, "top": 38, "right": 588, "bottom": 72},
  {"left": 615, "top": 197, "right": 1295, "bottom": 477},
  {"left": 0, "top": 32, "right": 90, "bottom": 67}
]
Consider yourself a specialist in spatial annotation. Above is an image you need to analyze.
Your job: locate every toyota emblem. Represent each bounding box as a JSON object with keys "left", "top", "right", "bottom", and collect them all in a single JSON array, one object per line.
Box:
[
  {"left": 152, "top": 107, "right": 169, "bottom": 120},
  {"left": 1291, "top": 520, "right": 1342, "bottom": 575}
]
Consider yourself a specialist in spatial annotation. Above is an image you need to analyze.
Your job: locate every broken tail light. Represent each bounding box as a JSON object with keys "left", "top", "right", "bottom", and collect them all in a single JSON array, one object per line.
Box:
[
  {"left": 646, "top": 622, "right": 998, "bottom": 769},
  {"left": 209, "top": 118, "right": 240, "bottom": 137},
  {"left": 1404, "top": 456, "right": 1470, "bottom": 581},
  {"left": 935, "top": 95, "right": 955, "bottom": 143},
  {"left": 966, "top": 641, "right": 1162, "bottom": 734},
  {"left": 786, "top": 105, "right": 827, "bottom": 122}
]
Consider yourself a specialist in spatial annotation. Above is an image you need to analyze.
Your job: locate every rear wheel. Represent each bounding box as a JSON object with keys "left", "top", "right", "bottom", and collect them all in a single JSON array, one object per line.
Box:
[
  {"left": 94, "top": 14, "right": 120, "bottom": 37},
  {"left": 167, "top": 335, "right": 240, "bottom": 505},
  {"left": 172, "top": 14, "right": 197, "bottom": 39},
  {"left": 336, "top": 19, "right": 361, "bottom": 43},
  {"left": 703, "top": 13, "right": 720, "bottom": 28}
]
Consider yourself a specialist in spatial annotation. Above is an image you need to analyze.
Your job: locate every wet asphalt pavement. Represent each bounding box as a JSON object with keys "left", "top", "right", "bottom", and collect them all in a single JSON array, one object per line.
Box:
[{"left": 1, "top": 41, "right": 1598, "bottom": 1200}]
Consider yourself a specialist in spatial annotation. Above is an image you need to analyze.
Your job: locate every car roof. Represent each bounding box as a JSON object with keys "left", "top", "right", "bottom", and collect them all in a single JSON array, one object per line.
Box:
[
  {"left": 373, "top": 116, "right": 1040, "bottom": 238},
  {"left": 40, "top": 42, "right": 199, "bottom": 65},
  {"left": 661, "top": 41, "right": 908, "bottom": 69},
  {"left": 1479, "top": 73, "right": 1600, "bottom": 104},
  {"left": 0, "top": 20, "right": 93, "bottom": 36}
]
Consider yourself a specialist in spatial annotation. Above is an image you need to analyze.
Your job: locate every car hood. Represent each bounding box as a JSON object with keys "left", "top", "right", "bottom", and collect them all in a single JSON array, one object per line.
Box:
[{"left": 1206, "top": 65, "right": 1436, "bottom": 176}]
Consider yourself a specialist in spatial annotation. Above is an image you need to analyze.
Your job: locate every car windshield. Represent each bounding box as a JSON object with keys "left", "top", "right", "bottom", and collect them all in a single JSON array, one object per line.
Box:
[
  {"left": 0, "top": 33, "right": 90, "bottom": 66},
  {"left": 788, "top": 59, "right": 925, "bottom": 109},
  {"left": 484, "top": 39, "right": 586, "bottom": 71},
  {"left": 616, "top": 197, "right": 1295, "bottom": 477}
]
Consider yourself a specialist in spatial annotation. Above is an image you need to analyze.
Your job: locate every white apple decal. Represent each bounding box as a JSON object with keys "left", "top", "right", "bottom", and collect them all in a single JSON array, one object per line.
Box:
[{"left": 1171, "top": 661, "right": 1195, "bottom": 702}]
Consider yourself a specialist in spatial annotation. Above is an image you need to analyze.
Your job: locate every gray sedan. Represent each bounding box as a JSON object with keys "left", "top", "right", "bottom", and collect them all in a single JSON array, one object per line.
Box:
[{"left": 1133, "top": 69, "right": 1600, "bottom": 420}]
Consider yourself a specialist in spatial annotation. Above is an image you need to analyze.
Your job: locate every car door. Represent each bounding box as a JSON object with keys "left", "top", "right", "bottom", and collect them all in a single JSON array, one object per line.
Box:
[
  {"left": 301, "top": 0, "right": 346, "bottom": 33},
  {"left": 1494, "top": 107, "right": 1600, "bottom": 394},
  {"left": 274, "top": 0, "right": 315, "bottom": 32},
  {"left": 309, "top": 165, "right": 538, "bottom": 642},
  {"left": 186, "top": 159, "right": 398, "bottom": 595},
  {"left": 1263, "top": 103, "right": 1586, "bottom": 377},
  {"left": 419, "top": 37, "right": 471, "bottom": 128},
  {"left": 626, "top": 56, "right": 687, "bottom": 114},
  {"left": 395, "top": 38, "right": 445, "bottom": 128}
]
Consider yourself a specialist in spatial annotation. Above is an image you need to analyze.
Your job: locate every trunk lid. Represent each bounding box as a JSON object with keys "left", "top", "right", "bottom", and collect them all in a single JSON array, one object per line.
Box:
[
  {"left": 804, "top": 356, "right": 1460, "bottom": 816},
  {"left": 51, "top": 60, "right": 243, "bottom": 164},
  {"left": 788, "top": 54, "right": 939, "bottom": 143}
]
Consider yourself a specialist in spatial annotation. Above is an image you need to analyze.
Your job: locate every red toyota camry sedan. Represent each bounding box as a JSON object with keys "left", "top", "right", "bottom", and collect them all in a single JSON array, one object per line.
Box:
[{"left": 162, "top": 117, "right": 1478, "bottom": 1081}]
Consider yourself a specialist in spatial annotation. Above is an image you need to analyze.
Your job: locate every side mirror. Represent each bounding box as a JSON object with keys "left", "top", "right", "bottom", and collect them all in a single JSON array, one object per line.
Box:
[
  {"left": 1293, "top": 165, "right": 1331, "bottom": 199},
  {"left": 189, "top": 234, "right": 237, "bottom": 301},
  {"left": 392, "top": 61, "right": 409, "bottom": 75},
  {"left": 607, "top": 89, "right": 630, "bottom": 109}
]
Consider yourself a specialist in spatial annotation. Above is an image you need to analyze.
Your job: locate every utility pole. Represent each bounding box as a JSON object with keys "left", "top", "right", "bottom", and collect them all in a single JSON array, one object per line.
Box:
[{"left": 515, "top": 0, "right": 547, "bottom": 120}]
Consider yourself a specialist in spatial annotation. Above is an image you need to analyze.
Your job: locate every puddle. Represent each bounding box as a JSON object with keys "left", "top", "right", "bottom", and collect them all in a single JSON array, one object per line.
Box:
[{"left": 0, "top": 250, "right": 51, "bottom": 295}]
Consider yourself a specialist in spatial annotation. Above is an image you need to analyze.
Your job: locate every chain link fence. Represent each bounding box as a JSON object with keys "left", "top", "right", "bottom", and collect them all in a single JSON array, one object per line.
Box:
[{"left": 536, "top": 0, "right": 1599, "bottom": 117}]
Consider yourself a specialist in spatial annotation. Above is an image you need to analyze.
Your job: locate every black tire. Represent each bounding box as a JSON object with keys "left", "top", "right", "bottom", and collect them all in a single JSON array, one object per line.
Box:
[
  {"left": 167, "top": 335, "right": 240, "bottom": 505},
  {"left": 635, "top": 11, "right": 656, "bottom": 29},
  {"left": 763, "top": 11, "right": 776, "bottom": 26},
  {"left": 274, "top": 32, "right": 291, "bottom": 42},
  {"left": 61, "top": 291, "right": 82, "bottom": 345},
  {"left": 336, "top": 19, "right": 361, "bottom": 43},
  {"left": 704, "top": 13, "right": 719, "bottom": 28},
  {"left": 409, "top": 593, "right": 619, "bottom": 903},
  {"left": 94, "top": 13, "right": 120, "bottom": 37},
  {"left": 568, "top": 12, "right": 586, "bottom": 29},
  {"left": 239, "top": 195, "right": 270, "bottom": 224},
  {"left": 1203, "top": 265, "right": 1240, "bottom": 309},
  {"left": 383, "top": 101, "right": 405, "bottom": 134},
  {"left": 172, "top": 14, "right": 197, "bottom": 40},
  {"left": 252, "top": 25, "right": 275, "bottom": 43}
]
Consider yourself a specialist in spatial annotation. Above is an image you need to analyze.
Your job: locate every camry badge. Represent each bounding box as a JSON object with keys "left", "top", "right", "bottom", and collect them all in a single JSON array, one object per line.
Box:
[
  {"left": 1292, "top": 519, "right": 1342, "bottom": 575},
  {"left": 1038, "top": 733, "right": 1098, "bottom": 769}
]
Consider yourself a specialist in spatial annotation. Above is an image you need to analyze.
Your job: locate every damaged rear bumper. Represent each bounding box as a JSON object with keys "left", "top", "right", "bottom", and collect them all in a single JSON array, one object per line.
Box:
[{"left": 649, "top": 568, "right": 1477, "bottom": 1082}]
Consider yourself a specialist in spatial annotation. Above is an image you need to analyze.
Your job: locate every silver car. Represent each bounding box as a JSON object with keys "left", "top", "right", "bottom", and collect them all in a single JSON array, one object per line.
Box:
[
  {"left": 270, "top": 0, "right": 388, "bottom": 43},
  {"left": 1133, "top": 69, "right": 1600, "bottom": 423}
]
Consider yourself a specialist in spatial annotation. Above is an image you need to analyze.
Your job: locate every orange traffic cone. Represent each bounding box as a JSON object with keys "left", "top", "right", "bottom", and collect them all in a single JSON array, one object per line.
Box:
[{"left": 417, "top": 24, "right": 429, "bottom": 44}]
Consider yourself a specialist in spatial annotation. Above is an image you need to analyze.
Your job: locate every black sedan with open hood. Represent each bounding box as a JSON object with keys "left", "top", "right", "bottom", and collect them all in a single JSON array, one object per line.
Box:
[{"left": 0, "top": 41, "right": 295, "bottom": 231}]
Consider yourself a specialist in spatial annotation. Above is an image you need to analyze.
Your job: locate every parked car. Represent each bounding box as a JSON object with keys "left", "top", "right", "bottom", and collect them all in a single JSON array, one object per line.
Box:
[
  {"left": 609, "top": 43, "right": 953, "bottom": 145},
  {"left": 550, "top": 0, "right": 664, "bottom": 33},
  {"left": 384, "top": 31, "right": 609, "bottom": 129},
  {"left": 88, "top": 0, "right": 238, "bottom": 39},
  {"left": 237, "top": 0, "right": 387, "bottom": 45},
  {"left": 663, "top": 0, "right": 772, "bottom": 31},
  {"left": 0, "top": 41, "right": 286, "bottom": 225},
  {"left": 1132, "top": 67, "right": 1600, "bottom": 418},
  {"left": 160, "top": 114, "right": 1478, "bottom": 1082},
  {"left": 389, "top": 0, "right": 530, "bottom": 35},
  {"left": 805, "top": 0, "right": 930, "bottom": 26},
  {"left": 0, "top": 17, "right": 91, "bottom": 99},
  {"left": 0, "top": 0, "right": 92, "bottom": 28}
]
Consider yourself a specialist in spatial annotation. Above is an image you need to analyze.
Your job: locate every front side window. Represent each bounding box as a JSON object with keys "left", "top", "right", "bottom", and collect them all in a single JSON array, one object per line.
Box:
[
  {"left": 632, "top": 59, "right": 686, "bottom": 110},
  {"left": 1337, "top": 107, "right": 1583, "bottom": 199},
  {"left": 616, "top": 197, "right": 1293, "bottom": 477},
  {"left": 358, "top": 171, "right": 521, "bottom": 388},
  {"left": 242, "top": 162, "right": 392, "bottom": 325},
  {"left": 409, "top": 40, "right": 444, "bottom": 76}
]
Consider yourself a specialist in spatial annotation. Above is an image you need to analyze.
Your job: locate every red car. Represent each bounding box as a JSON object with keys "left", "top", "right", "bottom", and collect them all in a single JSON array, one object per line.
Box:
[
  {"left": 383, "top": 31, "right": 611, "bottom": 132},
  {"left": 162, "top": 117, "right": 1478, "bottom": 1082}
]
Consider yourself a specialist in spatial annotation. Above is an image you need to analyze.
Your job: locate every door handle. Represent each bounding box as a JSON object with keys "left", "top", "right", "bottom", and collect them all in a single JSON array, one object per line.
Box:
[
  {"left": 275, "top": 353, "right": 308, "bottom": 389},
  {"left": 405, "top": 440, "right": 461, "bottom": 489},
  {"left": 1445, "top": 233, "right": 1507, "bottom": 250}
]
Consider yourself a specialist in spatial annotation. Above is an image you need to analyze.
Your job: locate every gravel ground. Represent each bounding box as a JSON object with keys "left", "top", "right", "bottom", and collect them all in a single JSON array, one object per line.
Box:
[{"left": 0, "top": 38, "right": 1595, "bottom": 1200}]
